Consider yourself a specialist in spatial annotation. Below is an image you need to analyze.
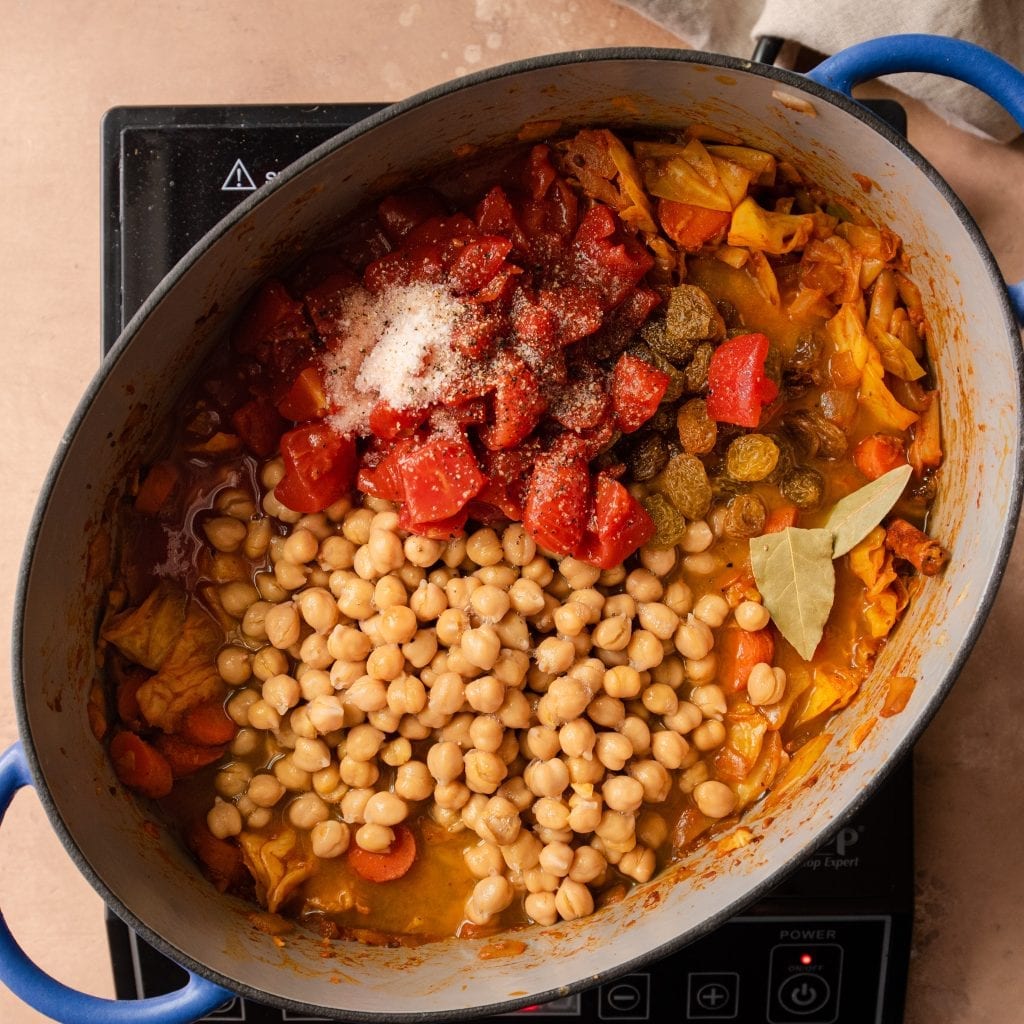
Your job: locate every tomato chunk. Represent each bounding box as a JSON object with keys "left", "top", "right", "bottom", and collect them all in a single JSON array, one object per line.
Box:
[
  {"left": 368, "top": 401, "right": 430, "bottom": 441},
  {"left": 377, "top": 188, "right": 447, "bottom": 244},
  {"left": 523, "top": 454, "right": 590, "bottom": 555},
  {"left": 574, "top": 475, "right": 655, "bottom": 569},
  {"left": 571, "top": 205, "right": 654, "bottom": 309},
  {"left": 397, "top": 504, "right": 469, "bottom": 540},
  {"left": 610, "top": 353, "right": 670, "bottom": 433},
  {"left": 397, "top": 436, "right": 486, "bottom": 522},
  {"left": 275, "top": 424, "right": 357, "bottom": 513},
  {"left": 717, "top": 626, "right": 776, "bottom": 693},
  {"left": 231, "top": 279, "right": 313, "bottom": 382},
  {"left": 480, "top": 356, "right": 546, "bottom": 451},
  {"left": 705, "top": 332, "right": 779, "bottom": 429}
]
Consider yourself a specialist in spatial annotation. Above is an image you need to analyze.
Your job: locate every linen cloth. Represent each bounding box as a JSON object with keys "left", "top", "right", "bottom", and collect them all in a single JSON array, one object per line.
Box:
[{"left": 619, "top": 0, "right": 1023, "bottom": 141}]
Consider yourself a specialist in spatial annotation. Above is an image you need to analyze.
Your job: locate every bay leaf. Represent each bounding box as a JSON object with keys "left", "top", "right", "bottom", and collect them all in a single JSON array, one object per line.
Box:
[
  {"left": 824, "top": 464, "right": 912, "bottom": 558},
  {"left": 750, "top": 527, "right": 836, "bottom": 661}
]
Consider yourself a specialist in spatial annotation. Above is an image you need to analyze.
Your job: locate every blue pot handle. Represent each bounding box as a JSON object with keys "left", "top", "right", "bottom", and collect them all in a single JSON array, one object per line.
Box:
[
  {"left": 806, "top": 33, "right": 1024, "bottom": 323},
  {"left": 0, "top": 742, "right": 233, "bottom": 1023}
]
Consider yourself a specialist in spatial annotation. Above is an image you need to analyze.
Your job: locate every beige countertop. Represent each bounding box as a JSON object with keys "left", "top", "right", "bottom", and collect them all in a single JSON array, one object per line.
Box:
[{"left": 1, "top": 2, "right": 1022, "bottom": 1021}]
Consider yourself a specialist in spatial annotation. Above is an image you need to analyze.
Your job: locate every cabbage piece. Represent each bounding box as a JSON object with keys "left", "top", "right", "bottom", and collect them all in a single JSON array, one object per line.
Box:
[
  {"left": 867, "top": 321, "right": 927, "bottom": 381},
  {"left": 134, "top": 602, "right": 224, "bottom": 732},
  {"left": 727, "top": 197, "right": 815, "bottom": 254},
  {"left": 825, "top": 303, "right": 871, "bottom": 378},
  {"left": 635, "top": 139, "right": 733, "bottom": 212},
  {"left": 860, "top": 348, "right": 919, "bottom": 431},
  {"left": 848, "top": 526, "right": 908, "bottom": 638},
  {"left": 239, "top": 829, "right": 316, "bottom": 913},
  {"left": 706, "top": 144, "right": 777, "bottom": 185},
  {"left": 102, "top": 582, "right": 187, "bottom": 671}
]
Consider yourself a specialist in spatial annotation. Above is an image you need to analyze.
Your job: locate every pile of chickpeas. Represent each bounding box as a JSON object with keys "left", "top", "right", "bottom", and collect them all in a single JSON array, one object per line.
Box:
[{"left": 198, "top": 455, "right": 789, "bottom": 930}]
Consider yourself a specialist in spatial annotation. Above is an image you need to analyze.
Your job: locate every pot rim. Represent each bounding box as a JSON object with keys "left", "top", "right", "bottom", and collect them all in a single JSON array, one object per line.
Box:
[{"left": 12, "top": 44, "right": 1024, "bottom": 1021}]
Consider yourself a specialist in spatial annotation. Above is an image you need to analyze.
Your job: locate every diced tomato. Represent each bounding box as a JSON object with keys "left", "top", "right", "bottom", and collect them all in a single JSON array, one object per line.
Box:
[
  {"left": 287, "top": 249, "right": 358, "bottom": 298},
  {"left": 476, "top": 446, "right": 534, "bottom": 521},
  {"left": 277, "top": 366, "right": 328, "bottom": 422},
  {"left": 357, "top": 438, "right": 416, "bottom": 502},
  {"left": 610, "top": 353, "right": 670, "bottom": 433},
  {"left": 574, "top": 475, "right": 655, "bottom": 569},
  {"left": 404, "top": 213, "right": 478, "bottom": 252},
  {"left": 231, "top": 280, "right": 314, "bottom": 381},
  {"left": 475, "top": 185, "right": 527, "bottom": 253},
  {"left": 275, "top": 424, "right": 358, "bottom": 513},
  {"left": 522, "top": 145, "right": 558, "bottom": 200},
  {"left": 571, "top": 205, "right": 654, "bottom": 309},
  {"left": 363, "top": 245, "right": 446, "bottom": 292},
  {"left": 657, "top": 199, "right": 731, "bottom": 251},
  {"left": 397, "top": 504, "right": 469, "bottom": 540},
  {"left": 548, "top": 364, "right": 611, "bottom": 431},
  {"left": 539, "top": 285, "right": 606, "bottom": 347},
  {"left": 854, "top": 433, "right": 908, "bottom": 480},
  {"left": 450, "top": 310, "right": 502, "bottom": 360},
  {"left": 763, "top": 504, "right": 799, "bottom": 534},
  {"left": 471, "top": 265, "right": 521, "bottom": 306},
  {"left": 377, "top": 188, "right": 447, "bottom": 244},
  {"left": 448, "top": 236, "right": 513, "bottom": 295},
  {"left": 523, "top": 453, "right": 590, "bottom": 555},
  {"left": 231, "top": 399, "right": 286, "bottom": 457},
  {"left": 479, "top": 356, "right": 546, "bottom": 451},
  {"left": 706, "top": 332, "right": 779, "bottom": 429},
  {"left": 368, "top": 401, "right": 430, "bottom": 441},
  {"left": 397, "top": 435, "right": 486, "bottom": 522},
  {"left": 303, "top": 271, "right": 359, "bottom": 340},
  {"left": 348, "top": 823, "right": 417, "bottom": 882},
  {"left": 134, "top": 461, "right": 180, "bottom": 517}
]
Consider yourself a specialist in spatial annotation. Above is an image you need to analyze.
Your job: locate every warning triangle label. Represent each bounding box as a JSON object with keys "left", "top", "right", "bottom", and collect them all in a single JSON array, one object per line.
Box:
[{"left": 221, "top": 158, "right": 257, "bottom": 192}]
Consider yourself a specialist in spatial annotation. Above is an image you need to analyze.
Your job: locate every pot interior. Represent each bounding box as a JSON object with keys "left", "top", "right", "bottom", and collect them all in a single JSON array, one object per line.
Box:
[{"left": 16, "top": 50, "right": 1021, "bottom": 1019}]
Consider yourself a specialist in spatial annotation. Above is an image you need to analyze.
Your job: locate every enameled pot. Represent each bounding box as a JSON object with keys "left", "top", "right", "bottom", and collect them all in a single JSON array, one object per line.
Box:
[{"left": 3, "top": 34, "right": 1024, "bottom": 1024}]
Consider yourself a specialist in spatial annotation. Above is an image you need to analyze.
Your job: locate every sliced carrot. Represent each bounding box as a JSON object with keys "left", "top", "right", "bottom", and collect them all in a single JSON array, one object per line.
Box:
[
  {"left": 853, "top": 433, "right": 908, "bottom": 481},
  {"left": 716, "top": 625, "right": 775, "bottom": 693},
  {"left": 181, "top": 699, "right": 238, "bottom": 747},
  {"left": 657, "top": 199, "right": 731, "bottom": 252},
  {"left": 348, "top": 823, "right": 417, "bottom": 882},
  {"left": 186, "top": 819, "right": 246, "bottom": 893},
  {"left": 153, "top": 734, "right": 226, "bottom": 778},
  {"left": 109, "top": 731, "right": 174, "bottom": 799},
  {"left": 763, "top": 504, "right": 799, "bottom": 534},
  {"left": 134, "top": 461, "right": 180, "bottom": 516}
]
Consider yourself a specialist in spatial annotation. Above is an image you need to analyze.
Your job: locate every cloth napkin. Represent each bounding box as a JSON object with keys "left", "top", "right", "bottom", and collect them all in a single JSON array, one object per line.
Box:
[{"left": 619, "top": 0, "right": 1023, "bottom": 142}]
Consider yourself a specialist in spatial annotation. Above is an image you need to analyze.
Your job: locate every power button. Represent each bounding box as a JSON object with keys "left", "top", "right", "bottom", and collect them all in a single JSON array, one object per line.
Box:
[{"left": 767, "top": 944, "right": 842, "bottom": 1023}]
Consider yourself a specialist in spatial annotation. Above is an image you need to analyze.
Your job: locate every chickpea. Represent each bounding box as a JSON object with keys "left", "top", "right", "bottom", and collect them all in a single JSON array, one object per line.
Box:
[
  {"left": 428, "top": 671, "right": 466, "bottom": 717},
  {"left": 681, "top": 520, "right": 714, "bottom": 553},
  {"left": 691, "top": 719, "right": 727, "bottom": 751},
  {"left": 434, "top": 780, "right": 472, "bottom": 811},
  {"left": 568, "top": 792, "right": 603, "bottom": 834},
  {"left": 363, "top": 644, "right": 402, "bottom": 682},
  {"left": 732, "top": 598, "right": 769, "bottom": 631},
  {"left": 604, "top": 665, "right": 642, "bottom": 700},
  {"left": 464, "top": 749, "right": 508, "bottom": 794},
  {"left": 395, "top": 760, "right": 434, "bottom": 802},
  {"left": 299, "top": 632, "right": 334, "bottom": 672},
  {"left": 298, "top": 669, "right": 332, "bottom": 703},
  {"left": 217, "top": 645, "right": 252, "bottom": 686},
  {"left": 651, "top": 729, "right": 689, "bottom": 769},
  {"left": 340, "top": 787, "right": 374, "bottom": 824},
  {"left": 524, "top": 891, "right": 558, "bottom": 926},
  {"left": 566, "top": 755, "right": 604, "bottom": 787},
  {"left": 292, "top": 737, "right": 331, "bottom": 773},
  {"left": 524, "top": 726, "right": 561, "bottom": 761},
  {"left": 470, "top": 875, "right": 513, "bottom": 919},
  {"left": 587, "top": 694, "right": 626, "bottom": 729},
  {"left": 469, "top": 584, "right": 510, "bottom": 623},
  {"left": 619, "top": 845, "right": 657, "bottom": 883},
  {"left": 230, "top": 727, "right": 262, "bottom": 758},
  {"left": 319, "top": 535, "right": 356, "bottom": 571},
  {"left": 465, "top": 841, "right": 505, "bottom": 878},
  {"left": 625, "top": 568, "right": 663, "bottom": 603},
  {"left": 380, "top": 736, "right": 413, "bottom": 767},
  {"left": 401, "top": 534, "right": 442, "bottom": 568},
  {"left": 639, "top": 545, "right": 676, "bottom": 577},
  {"left": 362, "top": 792, "right": 408, "bottom": 827},
  {"left": 523, "top": 757, "right": 570, "bottom": 798},
  {"left": 693, "top": 593, "right": 730, "bottom": 629},
  {"left": 287, "top": 791, "right": 330, "bottom": 830},
  {"left": 343, "top": 723, "right": 383, "bottom": 762},
  {"left": 690, "top": 683, "right": 728, "bottom": 719},
  {"left": 602, "top": 775, "right": 645, "bottom": 813},
  {"left": 559, "top": 718, "right": 596, "bottom": 758},
  {"left": 346, "top": 675, "right": 389, "bottom": 713},
  {"left": 627, "top": 629, "right": 664, "bottom": 672},
  {"left": 465, "top": 675, "right": 505, "bottom": 715},
  {"left": 652, "top": 656, "right": 685, "bottom": 689},
  {"left": 311, "top": 819, "right": 350, "bottom": 859},
  {"left": 355, "top": 822, "right": 395, "bottom": 852},
  {"left": 496, "top": 688, "right": 532, "bottom": 731},
  {"left": 693, "top": 780, "right": 738, "bottom": 819},
  {"left": 312, "top": 764, "right": 346, "bottom": 803},
  {"left": 620, "top": 715, "right": 652, "bottom": 757},
  {"left": 537, "top": 841, "right": 572, "bottom": 877},
  {"left": 226, "top": 688, "right": 259, "bottom": 727},
  {"left": 203, "top": 516, "right": 248, "bottom": 554},
  {"left": 508, "top": 578, "right": 546, "bottom": 617},
  {"left": 206, "top": 798, "right": 243, "bottom": 839},
  {"left": 629, "top": 759, "right": 671, "bottom": 803},
  {"left": 469, "top": 716, "right": 505, "bottom": 754},
  {"left": 262, "top": 602, "right": 299, "bottom": 651},
  {"left": 569, "top": 846, "right": 607, "bottom": 885},
  {"left": 663, "top": 700, "right": 702, "bottom": 735},
  {"left": 261, "top": 673, "right": 299, "bottom": 715},
  {"left": 592, "top": 616, "right": 632, "bottom": 653},
  {"left": 746, "top": 663, "right": 786, "bottom": 705},
  {"left": 466, "top": 528, "right": 503, "bottom": 567},
  {"left": 436, "top": 608, "right": 470, "bottom": 647},
  {"left": 426, "top": 741, "right": 463, "bottom": 784},
  {"left": 683, "top": 551, "right": 720, "bottom": 577},
  {"left": 461, "top": 625, "right": 501, "bottom": 670},
  {"left": 496, "top": 523, "right": 533, "bottom": 566},
  {"left": 247, "top": 699, "right": 281, "bottom": 732},
  {"left": 641, "top": 683, "right": 679, "bottom": 717},
  {"left": 480, "top": 795, "right": 522, "bottom": 846},
  {"left": 214, "top": 763, "right": 251, "bottom": 800},
  {"left": 245, "top": 773, "right": 284, "bottom": 808},
  {"left": 339, "top": 755, "right": 379, "bottom": 789},
  {"left": 408, "top": 581, "right": 446, "bottom": 622},
  {"left": 386, "top": 674, "right": 427, "bottom": 716},
  {"left": 674, "top": 615, "right": 715, "bottom": 660},
  {"left": 537, "top": 676, "right": 590, "bottom": 727},
  {"left": 555, "top": 879, "right": 595, "bottom": 922}
]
